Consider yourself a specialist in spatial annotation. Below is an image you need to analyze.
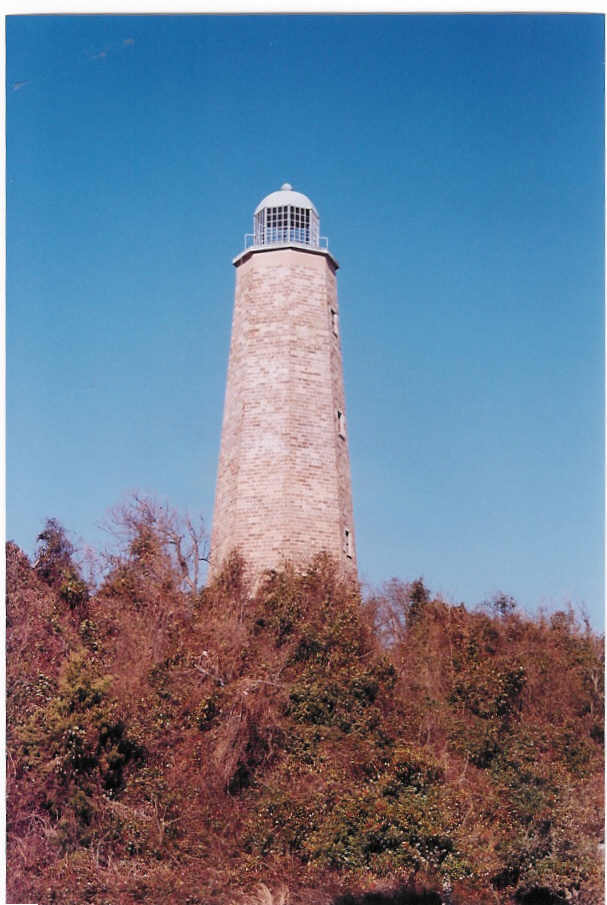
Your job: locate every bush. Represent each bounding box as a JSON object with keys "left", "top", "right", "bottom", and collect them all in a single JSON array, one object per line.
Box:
[{"left": 6, "top": 519, "right": 604, "bottom": 905}]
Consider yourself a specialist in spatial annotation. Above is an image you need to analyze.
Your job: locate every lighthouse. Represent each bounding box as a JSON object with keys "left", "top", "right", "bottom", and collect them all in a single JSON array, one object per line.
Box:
[{"left": 209, "top": 184, "right": 357, "bottom": 581}]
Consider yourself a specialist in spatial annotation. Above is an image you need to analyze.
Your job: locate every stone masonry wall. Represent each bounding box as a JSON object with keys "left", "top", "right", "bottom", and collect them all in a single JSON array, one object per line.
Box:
[{"left": 209, "top": 246, "right": 357, "bottom": 581}]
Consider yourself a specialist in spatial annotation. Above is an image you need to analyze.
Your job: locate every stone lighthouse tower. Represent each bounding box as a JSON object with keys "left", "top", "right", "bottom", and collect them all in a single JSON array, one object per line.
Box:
[{"left": 209, "top": 184, "right": 357, "bottom": 581}]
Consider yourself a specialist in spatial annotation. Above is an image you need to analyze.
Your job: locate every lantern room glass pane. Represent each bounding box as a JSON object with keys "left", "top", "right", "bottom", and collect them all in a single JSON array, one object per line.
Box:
[{"left": 253, "top": 203, "right": 319, "bottom": 248}]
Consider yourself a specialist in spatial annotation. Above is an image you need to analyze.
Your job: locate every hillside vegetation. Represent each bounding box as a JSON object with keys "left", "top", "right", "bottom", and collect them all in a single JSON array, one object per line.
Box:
[{"left": 6, "top": 501, "right": 604, "bottom": 905}]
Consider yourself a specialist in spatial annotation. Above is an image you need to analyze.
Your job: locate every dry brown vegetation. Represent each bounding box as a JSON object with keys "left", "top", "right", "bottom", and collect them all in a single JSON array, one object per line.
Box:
[{"left": 6, "top": 501, "right": 604, "bottom": 905}]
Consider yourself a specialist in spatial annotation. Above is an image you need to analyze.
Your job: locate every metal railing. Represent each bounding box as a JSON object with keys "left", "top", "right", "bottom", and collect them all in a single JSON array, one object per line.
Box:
[{"left": 243, "top": 233, "right": 329, "bottom": 251}]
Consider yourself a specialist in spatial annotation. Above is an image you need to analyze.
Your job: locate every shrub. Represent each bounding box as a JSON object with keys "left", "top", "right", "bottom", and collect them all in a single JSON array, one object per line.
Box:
[{"left": 6, "top": 523, "right": 604, "bottom": 905}]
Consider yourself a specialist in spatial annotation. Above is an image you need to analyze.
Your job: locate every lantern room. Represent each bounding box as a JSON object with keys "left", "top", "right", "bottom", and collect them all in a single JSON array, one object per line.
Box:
[{"left": 248, "top": 183, "right": 325, "bottom": 250}]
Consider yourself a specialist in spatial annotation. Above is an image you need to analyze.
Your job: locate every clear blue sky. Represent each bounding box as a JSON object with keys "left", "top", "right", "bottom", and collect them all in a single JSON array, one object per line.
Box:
[{"left": 7, "top": 14, "right": 604, "bottom": 626}]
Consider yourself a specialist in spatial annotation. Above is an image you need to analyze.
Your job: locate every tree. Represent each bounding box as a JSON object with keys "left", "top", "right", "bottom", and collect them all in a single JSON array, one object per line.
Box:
[
  {"left": 34, "top": 518, "right": 75, "bottom": 586},
  {"left": 104, "top": 495, "right": 209, "bottom": 594}
]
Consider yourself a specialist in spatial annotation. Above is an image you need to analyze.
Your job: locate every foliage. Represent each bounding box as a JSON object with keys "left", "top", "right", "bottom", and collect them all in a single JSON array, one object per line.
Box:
[
  {"left": 33, "top": 518, "right": 90, "bottom": 612},
  {"left": 34, "top": 518, "right": 76, "bottom": 585},
  {"left": 6, "top": 505, "right": 604, "bottom": 905}
]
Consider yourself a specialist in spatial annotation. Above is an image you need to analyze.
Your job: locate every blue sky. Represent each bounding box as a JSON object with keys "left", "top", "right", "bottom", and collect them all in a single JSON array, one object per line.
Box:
[{"left": 6, "top": 14, "right": 604, "bottom": 626}]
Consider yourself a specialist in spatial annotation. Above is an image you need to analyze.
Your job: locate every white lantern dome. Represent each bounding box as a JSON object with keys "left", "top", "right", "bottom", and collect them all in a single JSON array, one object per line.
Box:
[{"left": 254, "top": 183, "right": 318, "bottom": 216}]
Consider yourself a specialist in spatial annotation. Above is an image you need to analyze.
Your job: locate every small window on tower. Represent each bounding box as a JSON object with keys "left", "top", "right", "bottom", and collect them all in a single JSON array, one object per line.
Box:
[
  {"left": 344, "top": 528, "right": 353, "bottom": 559},
  {"left": 337, "top": 410, "right": 346, "bottom": 438},
  {"left": 330, "top": 308, "right": 339, "bottom": 336}
]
